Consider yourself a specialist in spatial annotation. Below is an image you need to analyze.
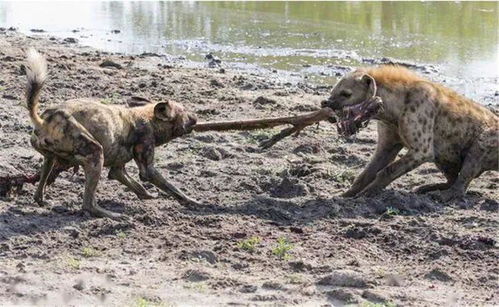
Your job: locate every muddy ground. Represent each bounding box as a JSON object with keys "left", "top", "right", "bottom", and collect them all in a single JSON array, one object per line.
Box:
[{"left": 0, "top": 31, "right": 498, "bottom": 306}]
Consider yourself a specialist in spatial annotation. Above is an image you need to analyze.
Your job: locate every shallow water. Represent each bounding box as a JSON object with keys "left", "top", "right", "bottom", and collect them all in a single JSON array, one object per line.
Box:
[{"left": 1, "top": 1, "right": 497, "bottom": 100}]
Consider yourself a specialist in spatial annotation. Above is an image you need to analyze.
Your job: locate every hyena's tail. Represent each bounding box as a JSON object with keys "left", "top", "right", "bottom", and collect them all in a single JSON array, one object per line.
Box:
[{"left": 25, "top": 48, "right": 47, "bottom": 129}]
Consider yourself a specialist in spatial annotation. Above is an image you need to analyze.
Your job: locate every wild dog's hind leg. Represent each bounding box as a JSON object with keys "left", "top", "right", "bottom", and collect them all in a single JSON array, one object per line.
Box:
[
  {"left": 73, "top": 134, "right": 123, "bottom": 219},
  {"left": 34, "top": 155, "right": 55, "bottom": 206},
  {"left": 342, "top": 122, "right": 403, "bottom": 197},
  {"left": 108, "top": 166, "right": 156, "bottom": 200}
]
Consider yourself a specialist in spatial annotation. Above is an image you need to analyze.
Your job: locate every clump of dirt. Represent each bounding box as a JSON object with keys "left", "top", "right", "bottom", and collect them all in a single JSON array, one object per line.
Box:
[{"left": 0, "top": 32, "right": 497, "bottom": 306}]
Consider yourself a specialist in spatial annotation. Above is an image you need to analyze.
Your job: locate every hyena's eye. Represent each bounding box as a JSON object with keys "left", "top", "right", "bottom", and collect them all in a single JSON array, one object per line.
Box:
[{"left": 340, "top": 90, "right": 352, "bottom": 98}]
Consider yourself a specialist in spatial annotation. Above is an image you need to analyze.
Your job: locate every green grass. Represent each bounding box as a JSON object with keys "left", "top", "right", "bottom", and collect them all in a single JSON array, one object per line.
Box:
[
  {"left": 66, "top": 257, "right": 81, "bottom": 270},
  {"left": 237, "top": 236, "right": 261, "bottom": 252},
  {"left": 100, "top": 92, "right": 121, "bottom": 105},
  {"left": 82, "top": 247, "right": 99, "bottom": 258},
  {"left": 134, "top": 297, "right": 170, "bottom": 307},
  {"left": 272, "top": 237, "right": 294, "bottom": 260},
  {"left": 385, "top": 207, "right": 400, "bottom": 216},
  {"left": 0, "top": 86, "right": 5, "bottom": 91},
  {"left": 331, "top": 169, "right": 356, "bottom": 184},
  {"left": 182, "top": 283, "right": 207, "bottom": 293},
  {"left": 116, "top": 230, "right": 127, "bottom": 239},
  {"left": 361, "top": 302, "right": 397, "bottom": 307}
]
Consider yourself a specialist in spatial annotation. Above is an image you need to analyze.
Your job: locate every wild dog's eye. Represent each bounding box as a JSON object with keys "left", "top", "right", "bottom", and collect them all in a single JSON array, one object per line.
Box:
[{"left": 340, "top": 90, "right": 352, "bottom": 98}]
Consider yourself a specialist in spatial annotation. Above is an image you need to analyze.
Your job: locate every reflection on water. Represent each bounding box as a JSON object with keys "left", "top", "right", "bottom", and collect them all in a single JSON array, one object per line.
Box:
[{"left": 1, "top": 1, "right": 497, "bottom": 98}]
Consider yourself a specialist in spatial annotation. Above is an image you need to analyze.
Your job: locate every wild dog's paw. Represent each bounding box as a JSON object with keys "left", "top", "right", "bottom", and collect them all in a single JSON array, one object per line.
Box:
[
  {"left": 178, "top": 196, "right": 203, "bottom": 207},
  {"left": 138, "top": 192, "right": 158, "bottom": 200},
  {"left": 84, "top": 205, "right": 129, "bottom": 221},
  {"left": 185, "top": 197, "right": 204, "bottom": 207},
  {"left": 34, "top": 198, "right": 53, "bottom": 207}
]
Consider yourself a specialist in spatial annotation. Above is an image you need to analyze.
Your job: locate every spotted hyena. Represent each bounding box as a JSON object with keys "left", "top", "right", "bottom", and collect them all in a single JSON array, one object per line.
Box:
[
  {"left": 322, "top": 65, "right": 498, "bottom": 200},
  {"left": 25, "top": 49, "right": 199, "bottom": 219}
]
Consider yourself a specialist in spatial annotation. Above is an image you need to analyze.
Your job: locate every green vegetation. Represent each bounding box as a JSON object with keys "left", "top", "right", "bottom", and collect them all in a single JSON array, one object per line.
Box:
[
  {"left": 385, "top": 207, "right": 400, "bottom": 216},
  {"left": 66, "top": 257, "right": 81, "bottom": 270},
  {"left": 287, "top": 273, "right": 305, "bottom": 284},
  {"left": 182, "top": 283, "right": 207, "bottom": 293},
  {"left": 100, "top": 92, "right": 121, "bottom": 105},
  {"left": 237, "top": 236, "right": 261, "bottom": 252},
  {"left": 82, "top": 247, "right": 99, "bottom": 258},
  {"left": 272, "top": 237, "right": 294, "bottom": 260},
  {"left": 331, "top": 169, "right": 356, "bottom": 184},
  {"left": 134, "top": 297, "right": 170, "bottom": 307},
  {"left": 360, "top": 302, "right": 396, "bottom": 307},
  {"left": 116, "top": 230, "right": 127, "bottom": 239}
]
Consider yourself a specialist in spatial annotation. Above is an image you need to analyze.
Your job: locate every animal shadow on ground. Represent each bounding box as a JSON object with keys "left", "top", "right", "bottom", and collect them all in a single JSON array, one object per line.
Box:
[
  {"left": 0, "top": 196, "right": 129, "bottom": 245},
  {"left": 179, "top": 189, "right": 493, "bottom": 226}
]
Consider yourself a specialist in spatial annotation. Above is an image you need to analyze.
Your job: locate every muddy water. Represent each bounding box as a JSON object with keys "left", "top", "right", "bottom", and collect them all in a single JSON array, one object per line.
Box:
[{"left": 1, "top": 1, "right": 497, "bottom": 101}]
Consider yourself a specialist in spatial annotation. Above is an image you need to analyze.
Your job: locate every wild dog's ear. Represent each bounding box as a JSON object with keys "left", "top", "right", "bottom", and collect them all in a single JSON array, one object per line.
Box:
[
  {"left": 127, "top": 96, "right": 152, "bottom": 107},
  {"left": 360, "top": 74, "right": 377, "bottom": 98},
  {"left": 154, "top": 102, "right": 175, "bottom": 121}
]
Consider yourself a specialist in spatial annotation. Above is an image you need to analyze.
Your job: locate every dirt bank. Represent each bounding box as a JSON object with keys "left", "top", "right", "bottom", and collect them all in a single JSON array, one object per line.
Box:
[{"left": 0, "top": 31, "right": 497, "bottom": 306}]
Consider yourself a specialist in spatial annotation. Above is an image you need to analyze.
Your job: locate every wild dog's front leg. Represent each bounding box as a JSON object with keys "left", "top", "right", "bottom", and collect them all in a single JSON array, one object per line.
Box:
[
  {"left": 133, "top": 143, "right": 202, "bottom": 206},
  {"left": 142, "top": 166, "right": 202, "bottom": 206},
  {"left": 34, "top": 155, "right": 55, "bottom": 206},
  {"left": 108, "top": 167, "right": 156, "bottom": 200},
  {"left": 343, "top": 122, "right": 402, "bottom": 197}
]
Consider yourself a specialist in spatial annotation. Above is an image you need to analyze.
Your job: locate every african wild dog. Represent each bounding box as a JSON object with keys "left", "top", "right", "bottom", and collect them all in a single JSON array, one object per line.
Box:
[
  {"left": 322, "top": 65, "right": 498, "bottom": 200},
  {"left": 25, "top": 49, "right": 199, "bottom": 219}
]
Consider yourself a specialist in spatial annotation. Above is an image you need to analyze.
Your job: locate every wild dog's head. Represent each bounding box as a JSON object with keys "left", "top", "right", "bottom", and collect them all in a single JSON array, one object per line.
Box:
[
  {"left": 321, "top": 69, "right": 376, "bottom": 111},
  {"left": 153, "top": 100, "right": 197, "bottom": 137},
  {"left": 128, "top": 96, "right": 198, "bottom": 137}
]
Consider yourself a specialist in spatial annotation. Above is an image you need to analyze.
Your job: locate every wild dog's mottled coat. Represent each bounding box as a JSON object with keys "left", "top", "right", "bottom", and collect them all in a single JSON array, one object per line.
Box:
[
  {"left": 25, "top": 49, "right": 199, "bottom": 219},
  {"left": 323, "top": 65, "right": 498, "bottom": 199}
]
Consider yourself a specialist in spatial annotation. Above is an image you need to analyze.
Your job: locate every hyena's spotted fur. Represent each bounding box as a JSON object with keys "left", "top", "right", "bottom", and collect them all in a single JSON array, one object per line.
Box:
[
  {"left": 25, "top": 49, "right": 199, "bottom": 219},
  {"left": 323, "top": 65, "right": 498, "bottom": 200}
]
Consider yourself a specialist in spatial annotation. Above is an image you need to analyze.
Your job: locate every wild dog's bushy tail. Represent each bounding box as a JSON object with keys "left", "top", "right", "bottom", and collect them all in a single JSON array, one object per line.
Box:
[{"left": 25, "top": 48, "right": 47, "bottom": 129}]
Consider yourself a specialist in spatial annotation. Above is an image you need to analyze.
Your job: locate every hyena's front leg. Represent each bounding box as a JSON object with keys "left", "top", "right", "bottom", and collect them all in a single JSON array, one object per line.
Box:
[
  {"left": 359, "top": 92, "right": 435, "bottom": 197},
  {"left": 359, "top": 151, "right": 430, "bottom": 197},
  {"left": 342, "top": 122, "right": 402, "bottom": 197}
]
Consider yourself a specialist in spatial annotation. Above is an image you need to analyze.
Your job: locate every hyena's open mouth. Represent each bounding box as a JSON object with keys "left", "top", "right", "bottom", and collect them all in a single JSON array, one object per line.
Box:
[{"left": 334, "top": 96, "right": 383, "bottom": 137}]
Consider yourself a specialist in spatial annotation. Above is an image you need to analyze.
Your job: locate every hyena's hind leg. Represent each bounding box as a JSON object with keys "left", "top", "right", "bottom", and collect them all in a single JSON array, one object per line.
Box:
[
  {"left": 34, "top": 155, "right": 55, "bottom": 206},
  {"left": 439, "top": 130, "right": 498, "bottom": 201},
  {"left": 413, "top": 164, "right": 459, "bottom": 194}
]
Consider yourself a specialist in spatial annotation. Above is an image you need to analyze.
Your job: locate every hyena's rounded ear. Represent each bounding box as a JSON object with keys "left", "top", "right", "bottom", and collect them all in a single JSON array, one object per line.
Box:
[
  {"left": 361, "top": 74, "right": 377, "bottom": 97},
  {"left": 154, "top": 102, "right": 175, "bottom": 121}
]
